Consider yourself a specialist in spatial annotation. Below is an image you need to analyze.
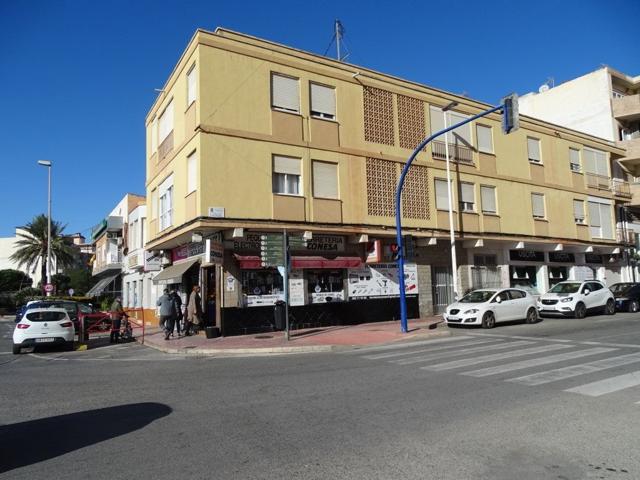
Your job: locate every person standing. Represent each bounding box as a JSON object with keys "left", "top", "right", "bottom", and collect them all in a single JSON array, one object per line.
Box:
[
  {"left": 109, "top": 296, "right": 125, "bottom": 344},
  {"left": 170, "top": 289, "right": 183, "bottom": 337},
  {"left": 185, "top": 286, "right": 203, "bottom": 336},
  {"left": 157, "top": 288, "right": 176, "bottom": 340}
]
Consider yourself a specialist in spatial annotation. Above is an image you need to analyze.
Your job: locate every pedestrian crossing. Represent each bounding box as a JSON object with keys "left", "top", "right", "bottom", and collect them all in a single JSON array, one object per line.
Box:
[{"left": 355, "top": 334, "right": 640, "bottom": 403}]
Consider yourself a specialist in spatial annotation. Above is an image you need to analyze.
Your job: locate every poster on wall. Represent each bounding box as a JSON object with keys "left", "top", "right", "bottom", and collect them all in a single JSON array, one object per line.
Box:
[
  {"left": 289, "top": 270, "right": 306, "bottom": 306},
  {"left": 347, "top": 263, "right": 419, "bottom": 299}
]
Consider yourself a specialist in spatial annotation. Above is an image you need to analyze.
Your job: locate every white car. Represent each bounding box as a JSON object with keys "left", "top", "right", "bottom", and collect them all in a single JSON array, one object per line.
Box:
[
  {"left": 13, "top": 308, "right": 75, "bottom": 354},
  {"left": 537, "top": 280, "right": 615, "bottom": 318},
  {"left": 444, "top": 288, "right": 538, "bottom": 328}
]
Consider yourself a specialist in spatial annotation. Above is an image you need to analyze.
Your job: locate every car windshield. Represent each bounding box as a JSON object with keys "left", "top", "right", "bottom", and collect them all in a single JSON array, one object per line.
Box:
[
  {"left": 610, "top": 284, "right": 633, "bottom": 294},
  {"left": 25, "top": 311, "right": 67, "bottom": 322},
  {"left": 549, "top": 283, "right": 581, "bottom": 294},
  {"left": 459, "top": 291, "right": 496, "bottom": 303}
]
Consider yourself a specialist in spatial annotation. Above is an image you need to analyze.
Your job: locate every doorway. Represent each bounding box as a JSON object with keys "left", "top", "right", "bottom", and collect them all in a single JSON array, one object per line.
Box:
[{"left": 432, "top": 266, "right": 453, "bottom": 314}]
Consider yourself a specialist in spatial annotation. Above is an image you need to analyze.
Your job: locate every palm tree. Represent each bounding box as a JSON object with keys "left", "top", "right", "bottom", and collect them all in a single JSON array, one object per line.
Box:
[{"left": 10, "top": 214, "right": 77, "bottom": 286}]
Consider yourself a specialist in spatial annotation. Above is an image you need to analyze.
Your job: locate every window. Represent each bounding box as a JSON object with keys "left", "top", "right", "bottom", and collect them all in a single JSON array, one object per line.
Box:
[
  {"left": 187, "top": 64, "right": 196, "bottom": 106},
  {"left": 480, "top": 185, "right": 497, "bottom": 214},
  {"left": 588, "top": 199, "right": 613, "bottom": 239},
  {"left": 573, "top": 200, "right": 585, "bottom": 224},
  {"left": 150, "top": 189, "right": 157, "bottom": 220},
  {"left": 272, "top": 155, "right": 301, "bottom": 195},
  {"left": 158, "top": 100, "right": 174, "bottom": 143},
  {"left": 435, "top": 179, "right": 452, "bottom": 210},
  {"left": 476, "top": 124, "right": 493, "bottom": 153},
  {"left": 527, "top": 137, "right": 541, "bottom": 163},
  {"left": 271, "top": 73, "right": 299, "bottom": 113},
  {"left": 150, "top": 118, "right": 157, "bottom": 153},
  {"left": 430, "top": 107, "right": 471, "bottom": 144},
  {"left": 158, "top": 175, "right": 174, "bottom": 231},
  {"left": 460, "top": 183, "right": 475, "bottom": 212},
  {"left": 312, "top": 161, "right": 338, "bottom": 199},
  {"left": 531, "top": 193, "right": 545, "bottom": 219},
  {"left": 612, "top": 90, "right": 625, "bottom": 99},
  {"left": 310, "top": 83, "right": 336, "bottom": 120},
  {"left": 569, "top": 148, "right": 581, "bottom": 172},
  {"left": 583, "top": 148, "right": 608, "bottom": 177},
  {"left": 187, "top": 150, "right": 197, "bottom": 194}
]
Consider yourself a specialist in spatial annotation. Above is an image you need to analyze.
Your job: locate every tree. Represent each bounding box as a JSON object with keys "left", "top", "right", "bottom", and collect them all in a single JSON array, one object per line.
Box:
[
  {"left": 0, "top": 269, "right": 32, "bottom": 292},
  {"left": 10, "top": 214, "right": 77, "bottom": 286}
]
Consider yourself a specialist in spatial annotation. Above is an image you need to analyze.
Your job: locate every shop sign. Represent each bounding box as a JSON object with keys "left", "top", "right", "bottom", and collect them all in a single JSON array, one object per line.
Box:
[
  {"left": 509, "top": 250, "right": 545, "bottom": 262},
  {"left": 347, "top": 263, "right": 419, "bottom": 298},
  {"left": 293, "top": 235, "right": 344, "bottom": 252},
  {"left": 205, "top": 239, "right": 224, "bottom": 265},
  {"left": 232, "top": 233, "right": 262, "bottom": 252},
  {"left": 585, "top": 253, "right": 603, "bottom": 264},
  {"left": 548, "top": 252, "right": 575, "bottom": 263},
  {"left": 172, "top": 242, "right": 207, "bottom": 262},
  {"left": 144, "top": 251, "right": 162, "bottom": 271},
  {"left": 231, "top": 233, "right": 345, "bottom": 253},
  {"left": 245, "top": 293, "right": 284, "bottom": 307},
  {"left": 366, "top": 240, "right": 382, "bottom": 264}
]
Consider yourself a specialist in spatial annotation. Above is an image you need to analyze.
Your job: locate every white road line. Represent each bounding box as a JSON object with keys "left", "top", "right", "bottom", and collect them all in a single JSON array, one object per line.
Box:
[
  {"left": 578, "top": 341, "right": 640, "bottom": 349},
  {"left": 363, "top": 338, "right": 503, "bottom": 360},
  {"left": 345, "top": 336, "right": 474, "bottom": 354},
  {"left": 510, "top": 352, "right": 640, "bottom": 386},
  {"left": 421, "top": 344, "right": 573, "bottom": 372},
  {"left": 565, "top": 370, "right": 640, "bottom": 397},
  {"left": 28, "top": 353, "right": 68, "bottom": 361},
  {"left": 463, "top": 347, "right": 616, "bottom": 378},
  {"left": 469, "top": 333, "right": 574, "bottom": 343},
  {"left": 391, "top": 341, "right": 534, "bottom": 365}
]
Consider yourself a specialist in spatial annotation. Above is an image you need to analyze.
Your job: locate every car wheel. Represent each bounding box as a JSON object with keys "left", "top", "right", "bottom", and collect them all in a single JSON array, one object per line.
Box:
[
  {"left": 628, "top": 300, "right": 639, "bottom": 313},
  {"left": 574, "top": 302, "right": 587, "bottom": 319},
  {"left": 606, "top": 299, "right": 616, "bottom": 315},
  {"left": 525, "top": 308, "right": 538, "bottom": 324},
  {"left": 481, "top": 312, "right": 496, "bottom": 329},
  {"left": 12, "top": 344, "right": 21, "bottom": 355}
]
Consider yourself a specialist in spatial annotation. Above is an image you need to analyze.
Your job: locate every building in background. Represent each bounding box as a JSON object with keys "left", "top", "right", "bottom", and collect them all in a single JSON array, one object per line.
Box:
[
  {"left": 0, "top": 228, "right": 57, "bottom": 288},
  {"left": 144, "top": 28, "right": 627, "bottom": 335},
  {"left": 519, "top": 67, "right": 640, "bottom": 279}
]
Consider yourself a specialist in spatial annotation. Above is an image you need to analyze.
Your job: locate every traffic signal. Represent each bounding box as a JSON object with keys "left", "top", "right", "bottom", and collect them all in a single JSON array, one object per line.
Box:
[
  {"left": 390, "top": 243, "right": 401, "bottom": 261},
  {"left": 501, "top": 93, "right": 519, "bottom": 134}
]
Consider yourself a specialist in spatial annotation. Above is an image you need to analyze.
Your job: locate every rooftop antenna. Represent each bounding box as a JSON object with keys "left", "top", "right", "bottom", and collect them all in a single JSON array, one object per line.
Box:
[{"left": 335, "top": 20, "right": 344, "bottom": 61}]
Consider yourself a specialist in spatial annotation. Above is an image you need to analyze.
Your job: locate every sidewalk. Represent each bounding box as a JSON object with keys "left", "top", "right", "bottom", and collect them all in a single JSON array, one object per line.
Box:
[{"left": 141, "top": 317, "right": 448, "bottom": 356}]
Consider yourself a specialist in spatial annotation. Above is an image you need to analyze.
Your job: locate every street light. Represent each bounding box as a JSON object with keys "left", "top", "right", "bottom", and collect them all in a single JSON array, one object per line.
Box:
[
  {"left": 442, "top": 101, "right": 460, "bottom": 302},
  {"left": 37, "top": 160, "right": 52, "bottom": 296}
]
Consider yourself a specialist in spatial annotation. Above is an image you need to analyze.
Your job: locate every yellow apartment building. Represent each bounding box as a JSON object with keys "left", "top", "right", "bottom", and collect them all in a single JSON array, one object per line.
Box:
[{"left": 144, "top": 28, "right": 628, "bottom": 334}]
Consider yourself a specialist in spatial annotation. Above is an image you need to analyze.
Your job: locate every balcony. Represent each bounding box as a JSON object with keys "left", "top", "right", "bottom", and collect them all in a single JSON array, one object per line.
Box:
[
  {"left": 158, "top": 131, "right": 174, "bottom": 161},
  {"left": 616, "top": 228, "right": 636, "bottom": 245},
  {"left": 432, "top": 140, "right": 474, "bottom": 164},
  {"left": 585, "top": 172, "right": 611, "bottom": 191},
  {"left": 612, "top": 178, "right": 632, "bottom": 198},
  {"left": 613, "top": 93, "right": 640, "bottom": 122},
  {"left": 93, "top": 251, "right": 123, "bottom": 276},
  {"left": 127, "top": 250, "right": 144, "bottom": 269},
  {"left": 617, "top": 137, "right": 640, "bottom": 177}
]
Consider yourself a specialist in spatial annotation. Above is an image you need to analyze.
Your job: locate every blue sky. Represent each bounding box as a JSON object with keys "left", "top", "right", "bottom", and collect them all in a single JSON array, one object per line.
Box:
[{"left": 1, "top": 0, "right": 639, "bottom": 238}]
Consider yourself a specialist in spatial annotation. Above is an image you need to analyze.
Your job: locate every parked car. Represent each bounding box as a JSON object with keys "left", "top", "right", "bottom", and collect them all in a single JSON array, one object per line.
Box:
[
  {"left": 443, "top": 288, "right": 538, "bottom": 328},
  {"left": 537, "top": 280, "right": 615, "bottom": 318},
  {"left": 12, "top": 307, "right": 75, "bottom": 354},
  {"left": 609, "top": 282, "right": 640, "bottom": 312},
  {"left": 17, "top": 300, "right": 94, "bottom": 331}
]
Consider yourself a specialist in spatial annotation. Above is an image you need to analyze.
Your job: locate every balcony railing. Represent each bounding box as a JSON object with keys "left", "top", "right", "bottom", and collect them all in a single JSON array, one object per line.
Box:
[
  {"left": 616, "top": 228, "right": 636, "bottom": 245},
  {"left": 432, "top": 140, "right": 474, "bottom": 164},
  {"left": 612, "top": 178, "right": 632, "bottom": 197},
  {"left": 92, "top": 251, "right": 123, "bottom": 275}
]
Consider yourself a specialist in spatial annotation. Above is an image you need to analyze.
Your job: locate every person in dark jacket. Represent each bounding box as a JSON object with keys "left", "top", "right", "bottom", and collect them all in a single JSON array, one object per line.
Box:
[
  {"left": 170, "top": 289, "right": 183, "bottom": 337},
  {"left": 157, "top": 289, "right": 176, "bottom": 340}
]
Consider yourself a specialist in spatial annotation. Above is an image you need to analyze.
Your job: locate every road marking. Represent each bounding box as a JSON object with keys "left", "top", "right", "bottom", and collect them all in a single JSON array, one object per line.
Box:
[
  {"left": 345, "top": 336, "right": 474, "bottom": 354},
  {"left": 421, "top": 344, "right": 573, "bottom": 372},
  {"left": 463, "top": 347, "right": 616, "bottom": 377},
  {"left": 509, "top": 352, "right": 640, "bottom": 386},
  {"left": 28, "top": 353, "right": 68, "bottom": 361},
  {"left": 363, "top": 338, "right": 502, "bottom": 360},
  {"left": 565, "top": 370, "right": 640, "bottom": 396},
  {"left": 391, "top": 340, "right": 534, "bottom": 365},
  {"left": 469, "top": 333, "right": 574, "bottom": 343}
]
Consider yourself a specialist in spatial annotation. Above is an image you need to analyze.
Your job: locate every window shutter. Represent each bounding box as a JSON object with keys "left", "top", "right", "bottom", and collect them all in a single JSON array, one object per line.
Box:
[
  {"left": 448, "top": 111, "right": 471, "bottom": 144},
  {"left": 531, "top": 193, "right": 544, "bottom": 217},
  {"left": 588, "top": 201, "right": 601, "bottom": 226},
  {"left": 310, "top": 84, "right": 335, "bottom": 117},
  {"left": 273, "top": 155, "right": 301, "bottom": 175},
  {"left": 481, "top": 186, "right": 496, "bottom": 213},
  {"left": 570, "top": 148, "right": 580, "bottom": 166},
  {"left": 573, "top": 200, "right": 584, "bottom": 221},
  {"left": 312, "top": 161, "right": 338, "bottom": 199},
  {"left": 272, "top": 74, "right": 299, "bottom": 112},
  {"left": 430, "top": 106, "right": 445, "bottom": 140},
  {"left": 600, "top": 203, "right": 613, "bottom": 238},
  {"left": 150, "top": 119, "right": 158, "bottom": 153},
  {"left": 477, "top": 125, "right": 493, "bottom": 153},
  {"left": 527, "top": 138, "right": 541, "bottom": 162},
  {"left": 595, "top": 150, "right": 608, "bottom": 176},
  {"left": 187, "top": 151, "right": 197, "bottom": 194},
  {"left": 158, "top": 100, "right": 174, "bottom": 142},
  {"left": 461, "top": 183, "right": 474, "bottom": 203},
  {"left": 435, "top": 179, "right": 450, "bottom": 209},
  {"left": 187, "top": 64, "right": 196, "bottom": 105}
]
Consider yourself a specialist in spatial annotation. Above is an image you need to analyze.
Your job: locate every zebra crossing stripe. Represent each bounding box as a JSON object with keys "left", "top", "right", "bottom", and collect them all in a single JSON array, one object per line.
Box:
[
  {"left": 421, "top": 343, "right": 573, "bottom": 372},
  {"left": 347, "top": 336, "right": 474, "bottom": 354},
  {"left": 564, "top": 370, "right": 640, "bottom": 397},
  {"left": 363, "top": 338, "right": 503, "bottom": 360},
  {"left": 392, "top": 340, "right": 533, "bottom": 366},
  {"left": 463, "top": 347, "right": 616, "bottom": 378},
  {"left": 509, "top": 352, "right": 640, "bottom": 386}
]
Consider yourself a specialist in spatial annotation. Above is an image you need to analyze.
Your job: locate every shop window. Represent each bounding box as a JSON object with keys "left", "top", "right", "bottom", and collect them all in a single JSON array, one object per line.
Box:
[
  {"left": 307, "top": 270, "right": 345, "bottom": 303},
  {"left": 241, "top": 269, "right": 283, "bottom": 296},
  {"left": 273, "top": 155, "right": 301, "bottom": 195},
  {"left": 549, "top": 266, "right": 567, "bottom": 288},
  {"left": 509, "top": 265, "right": 539, "bottom": 295}
]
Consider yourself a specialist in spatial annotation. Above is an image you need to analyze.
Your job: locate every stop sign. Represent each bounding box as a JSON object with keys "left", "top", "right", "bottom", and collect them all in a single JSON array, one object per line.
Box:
[{"left": 44, "top": 284, "right": 54, "bottom": 293}]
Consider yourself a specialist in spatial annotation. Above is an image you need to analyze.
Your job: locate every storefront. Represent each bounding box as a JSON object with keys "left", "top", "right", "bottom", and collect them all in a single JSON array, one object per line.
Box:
[
  {"left": 508, "top": 249, "right": 546, "bottom": 295},
  {"left": 547, "top": 252, "right": 575, "bottom": 288}
]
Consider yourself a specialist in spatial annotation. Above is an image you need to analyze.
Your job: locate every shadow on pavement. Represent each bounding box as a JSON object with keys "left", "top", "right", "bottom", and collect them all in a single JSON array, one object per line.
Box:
[{"left": 0, "top": 402, "right": 172, "bottom": 474}]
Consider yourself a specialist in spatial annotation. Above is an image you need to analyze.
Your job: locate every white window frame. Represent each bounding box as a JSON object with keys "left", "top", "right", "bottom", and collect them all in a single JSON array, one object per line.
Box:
[
  {"left": 588, "top": 197, "right": 613, "bottom": 239},
  {"left": 480, "top": 185, "right": 497, "bottom": 214},
  {"left": 476, "top": 124, "right": 493, "bottom": 154},
  {"left": 158, "top": 99, "right": 174, "bottom": 143},
  {"left": 272, "top": 155, "right": 301, "bottom": 196},
  {"left": 573, "top": 199, "right": 585, "bottom": 224},
  {"left": 150, "top": 118, "right": 158, "bottom": 154},
  {"left": 158, "top": 175, "right": 174, "bottom": 231},
  {"left": 187, "top": 63, "right": 196, "bottom": 106},
  {"left": 150, "top": 189, "right": 157, "bottom": 220},
  {"left": 527, "top": 137, "right": 542, "bottom": 164},
  {"left": 271, "top": 73, "right": 300, "bottom": 114},
  {"left": 569, "top": 148, "right": 581, "bottom": 172},
  {"left": 531, "top": 193, "right": 545, "bottom": 219},
  {"left": 312, "top": 160, "right": 339, "bottom": 199},
  {"left": 460, "top": 182, "right": 475, "bottom": 213},
  {"left": 310, "top": 83, "right": 336, "bottom": 120},
  {"left": 583, "top": 147, "right": 609, "bottom": 177},
  {"left": 187, "top": 150, "right": 197, "bottom": 195},
  {"left": 435, "top": 178, "right": 453, "bottom": 210}
]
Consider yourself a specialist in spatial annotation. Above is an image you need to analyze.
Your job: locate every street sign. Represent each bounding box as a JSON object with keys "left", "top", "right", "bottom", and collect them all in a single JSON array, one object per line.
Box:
[
  {"left": 44, "top": 284, "right": 54, "bottom": 293},
  {"left": 68, "top": 288, "right": 75, "bottom": 296},
  {"left": 260, "top": 233, "right": 285, "bottom": 267}
]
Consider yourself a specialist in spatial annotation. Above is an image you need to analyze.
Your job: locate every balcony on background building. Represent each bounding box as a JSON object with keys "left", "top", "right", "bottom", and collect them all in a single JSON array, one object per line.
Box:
[
  {"left": 612, "top": 178, "right": 632, "bottom": 198},
  {"left": 92, "top": 250, "right": 123, "bottom": 276},
  {"left": 616, "top": 228, "right": 636, "bottom": 245},
  {"left": 613, "top": 93, "right": 640, "bottom": 122},
  {"left": 127, "top": 250, "right": 144, "bottom": 270},
  {"left": 432, "top": 140, "right": 474, "bottom": 164},
  {"left": 618, "top": 137, "right": 640, "bottom": 180}
]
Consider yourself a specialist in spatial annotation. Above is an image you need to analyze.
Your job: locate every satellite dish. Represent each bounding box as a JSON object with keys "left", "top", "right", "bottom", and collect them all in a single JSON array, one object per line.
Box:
[{"left": 539, "top": 84, "right": 550, "bottom": 93}]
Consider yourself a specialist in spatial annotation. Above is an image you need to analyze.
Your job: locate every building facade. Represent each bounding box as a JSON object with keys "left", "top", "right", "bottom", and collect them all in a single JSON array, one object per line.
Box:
[{"left": 144, "top": 29, "right": 627, "bottom": 334}]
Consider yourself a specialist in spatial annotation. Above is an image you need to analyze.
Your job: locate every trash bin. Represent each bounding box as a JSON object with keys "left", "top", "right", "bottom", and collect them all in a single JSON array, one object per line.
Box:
[
  {"left": 274, "top": 300, "right": 286, "bottom": 331},
  {"left": 205, "top": 326, "right": 220, "bottom": 339}
]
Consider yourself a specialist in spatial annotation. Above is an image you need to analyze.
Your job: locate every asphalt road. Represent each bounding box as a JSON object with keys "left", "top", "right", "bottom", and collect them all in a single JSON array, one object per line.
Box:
[{"left": 1, "top": 312, "right": 640, "bottom": 480}]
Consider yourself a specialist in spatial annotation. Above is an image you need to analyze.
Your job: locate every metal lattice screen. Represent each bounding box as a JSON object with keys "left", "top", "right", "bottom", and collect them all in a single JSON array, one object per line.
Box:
[
  {"left": 366, "top": 158, "right": 397, "bottom": 216},
  {"left": 397, "top": 94, "right": 426, "bottom": 150},
  {"left": 363, "top": 87, "right": 395, "bottom": 145},
  {"left": 402, "top": 164, "right": 430, "bottom": 219}
]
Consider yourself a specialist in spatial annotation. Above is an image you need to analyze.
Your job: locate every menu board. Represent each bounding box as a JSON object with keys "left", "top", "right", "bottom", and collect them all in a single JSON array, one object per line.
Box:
[
  {"left": 289, "top": 270, "right": 306, "bottom": 306},
  {"left": 347, "top": 263, "right": 419, "bottom": 298}
]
